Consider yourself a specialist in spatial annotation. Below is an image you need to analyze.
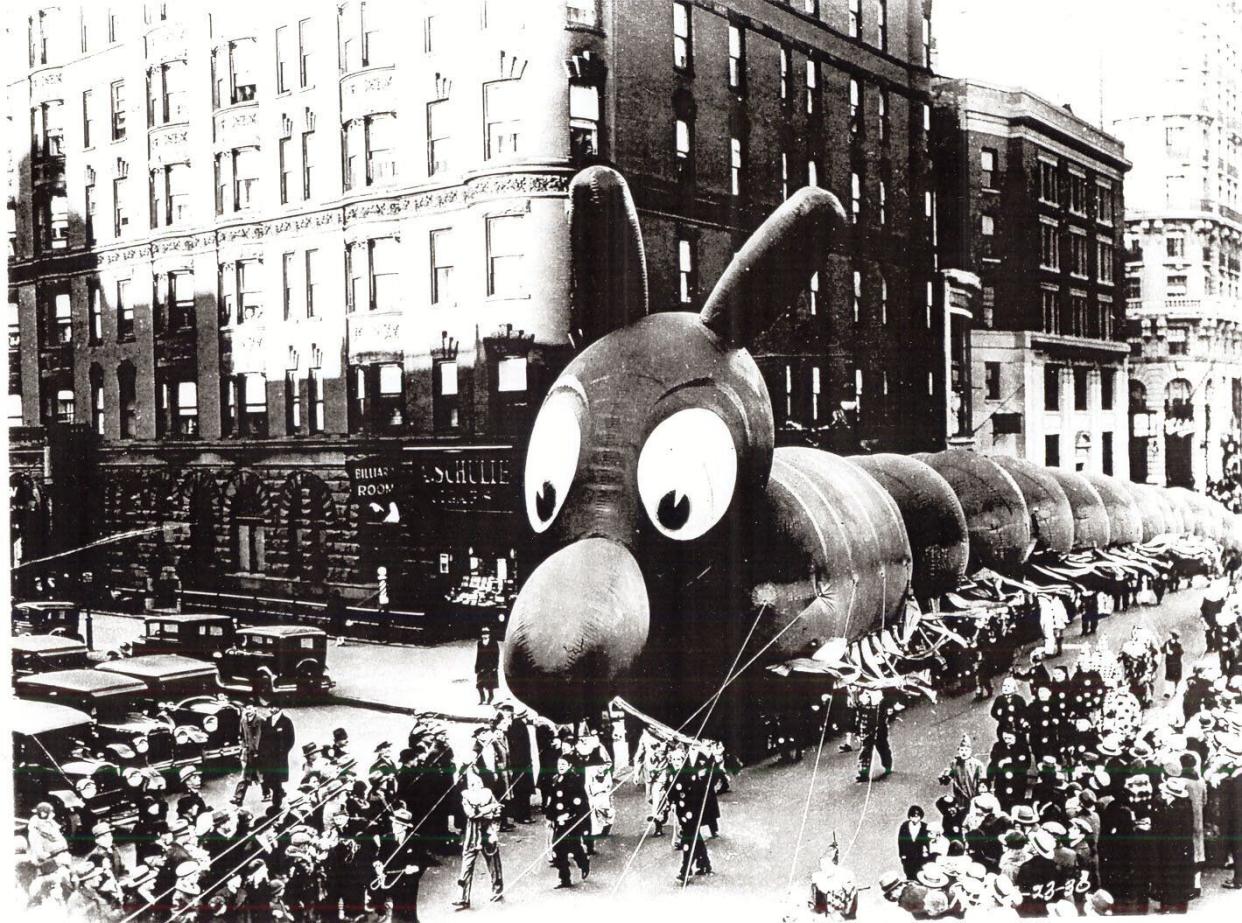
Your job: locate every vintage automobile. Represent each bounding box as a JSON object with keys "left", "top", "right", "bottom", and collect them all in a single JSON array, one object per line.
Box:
[
  {"left": 124, "top": 613, "right": 237, "bottom": 660},
  {"left": 15, "top": 669, "right": 201, "bottom": 781},
  {"left": 13, "top": 698, "right": 161, "bottom": 846},
  {"left": 218, "top": 626, "right": 335, "bottom": 703},
  {"left": 12, "top": 634, "right": 91, "bottom": 680},
  {"left": 96, "top": 654, "right": 242, "bottom": 763},
  {"left": 12, "top": 601, "right": 84, "bottom": 639}
]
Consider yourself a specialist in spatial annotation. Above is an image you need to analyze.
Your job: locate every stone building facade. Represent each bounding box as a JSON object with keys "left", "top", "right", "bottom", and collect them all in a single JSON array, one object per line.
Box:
[
  {"left": 8, "top": 0, "right": 943, "bottom": 620},
  {"left": 932, "top": 80, "right": 1131, "bottom": 477},
  {"left": 1109, "top": 0, "right": 1242, "bottom": 489}
]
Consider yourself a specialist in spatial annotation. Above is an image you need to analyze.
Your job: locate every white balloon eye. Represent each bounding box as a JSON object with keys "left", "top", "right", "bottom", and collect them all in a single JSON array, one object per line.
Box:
[
  {"left": 637, "top": 408, "right": 738, "bottom": 541},
  {"left": 524, "top": 390, "right": 583, "bottom": 532}
]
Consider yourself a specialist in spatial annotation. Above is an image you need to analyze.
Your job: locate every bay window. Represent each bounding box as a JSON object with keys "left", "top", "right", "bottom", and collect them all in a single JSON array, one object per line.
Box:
[{"left": 233, "top": 147, "right": 260, "bottom": 210}]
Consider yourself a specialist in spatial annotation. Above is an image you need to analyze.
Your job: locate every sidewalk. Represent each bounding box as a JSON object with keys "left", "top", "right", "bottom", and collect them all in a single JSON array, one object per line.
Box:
[{"left": 86, "top": 610, "right": 508, "bottom": 724}]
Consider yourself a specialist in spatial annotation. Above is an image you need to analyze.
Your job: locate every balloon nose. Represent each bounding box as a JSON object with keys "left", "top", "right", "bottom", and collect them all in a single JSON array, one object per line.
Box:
[{"left": 504, "top": 538, "right": 649, "bottom": 722}]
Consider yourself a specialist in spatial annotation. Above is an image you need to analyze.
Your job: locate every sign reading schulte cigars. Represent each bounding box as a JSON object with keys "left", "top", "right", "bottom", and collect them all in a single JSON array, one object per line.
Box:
[{"left": 415, "top": 454, "right": 517, "bottom": 514}]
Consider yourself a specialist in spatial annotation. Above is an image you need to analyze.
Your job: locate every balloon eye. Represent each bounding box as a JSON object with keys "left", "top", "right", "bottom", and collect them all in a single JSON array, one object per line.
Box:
[
  {"left": 657, "top": 491, "right": 690, "bottom": 530},
  {"left": 535, "top": 482, "right": 557, "bottom": 523}
]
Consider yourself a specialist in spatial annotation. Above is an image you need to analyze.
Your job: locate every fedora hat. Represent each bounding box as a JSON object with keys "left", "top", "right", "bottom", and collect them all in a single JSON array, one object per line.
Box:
[
  {"left": 1030, "top": 830, "right": 1057, "bottom": 860},
  {"left": 1161, "top": 777, "right": 1189, "bottom": 799},
  {"left": 301, "top": 742, "right": 318, "bottom": 757},
  {"left": 1097, "top": 736, "right": 1123, "bottom": 757},
  {"left": 878, "top": 871, "right": 905, "bottom": 895},
  {"left": 1011, "top": 804, "right": 1038, "bottom": 826}
]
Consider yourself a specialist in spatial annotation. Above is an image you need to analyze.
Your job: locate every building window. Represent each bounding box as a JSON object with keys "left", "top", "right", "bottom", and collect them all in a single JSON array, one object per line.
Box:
[
  {"left": 981, "top": 214, "right": 994, "bottom": 237},
  {"left": 779, "top": 47, "right": 791, "bottom": 102},
  {"left": 373, "top": 363, "right": 404, "bottom": 431},
  {"left": 1040, "top": 221, "right": 1060, "bottom": 270},
  {"left": 852, "top": 270, "right": 862, "bottom": 322},
  {"left": 1099, "top": 296, "right": 1113, "bottom": 340},
  {"left": 150, "top": 163, "right": 189, "bottom": 227},
  {"left": 239, "top": 373, "right": 268, "bottom": 437},
  {"left": 878, "top": 89, "right": 888, "bottom": 143},
  {"left": 89, "top": 284, "right": 103, "bottom": 343},
  {"left": 848, "top": 0, "right": 861, "bottom": 38},
  {"left": 980, "top": 284, "right": 995, "bottom": 328},
  {"left": 301, "top": 127, "right": 315, "bottom": 199},
  {"left": 233, "top": 510, "right": 266, "bottom": 574},
  {"left": 285, "top": 370, "right": 301, "bottom": 434},
  {"left": 1097, "top": 239, "right": 1115, "bottom": 284},
  {"left": 110, "top": 81, "right": 126, "bottom": 140},
  {"left": 221, "top": 378, "right": 237, "bottom": 435},
  {"left": 276, "top": 25, "right": 291, "bottom": 93},
  {"left": 678, "top": 237, "right": 696, "bottom": 305},
  {"left": 159, "top": 378, "right": 197, "bottom": 437},
  {"left": 1044, "top": 434, "right": 1060, "bottom": 467},
  {"left": 1038, "top": 159, "right": 1058, "bottom": 204},
  {"left": 147, "top": 62, "right": 186, "bottom": 126},
  {"left": 51, "top": 293, "right": 72, "bottom": 344},
  {"left": 730, "top": 136, "right": 743, "bottom": 196},
  {"left": 281, "top": 252, "right": 294, "bottom": 319},
  {"left": 487, "top": 216, "right": 525, "bottom": 298},
  {"left": 1166, "top": 234, "right": 1185, "bottom": 258},
  {"left": 233, "top": 146, "right": 261, "bottom": 211},
  {"left": 1101, "top": 431, "right": 1113, "bottom": 475},
  {"left": 82, "top": 91, "right": 94, "bottom": 148},
  {"left": 808, "top": 271, "right": 819, "bottom": 316},
  {"left": 52, "top": 388, "right": 75, "bottom": 424},
  {"left": 90, "top": 367, "right": 105, "bottom": 435},
  {"left": 118, "top": 363, "right": 137, "bottom": 438},
  {"left": 921, "top": 12, "right": 931, "bottom": 66},
  {"left": 279, "top": 137, "right": 291, "bottom": 203},
  {"left": 1069, "top": 232, "right": 1088, "bottom": 277},
  {"left": 484, "top": 81, "right": 520, "bottom": 160},
  {"left": 85, "top": 182, "right": 96, "bottom": 244},
  {"left": 984, "top": 362, "right": 1000, "bottom": 400},
  {"left": 850, "top": 172, "right": 862, "bottom": 222},
  {"left": 226, "top": 39, "right": 258, "bottom": 104},
  {"left": 308, "top": 367, "right": 324, "bottom": 433},
  {"left": 116, "top": 280, "right": 133, "bottom": 341},
  {"left": 811, "top": 366, "right": 821, "bottom": 421},
  {"left": 780, "top": 152, "right": 789, "bottom": 200},
  {"left": 305, "top": 249, "right": 319, "bottom": 317},
  {"left": 366, "top": 113, "right": 398, "bottom": 184},
  {"left": 433, "top": 359, "right": 459, "bottom": 432},
  {"left": 371, "top": 237, "right": 400, "bottom": 311},
  {"left": 805, "top": 59, "right": 817, "bottom": 114},
  {"left": 675, "top": 117, "right": 692, "bottom": 180},
  {"left": 807, "top": 158, "right": 818, "bottom": 188},
  {"left": 1096, "top": 182, "right": 1115, "bottom": 223},
  {"left": 113, "top": 177, "right": 129, "bottom": 237},
  {"left": 214, "top": 154, "right": 225, "bottom": 215},
  {"left": 879, "top": 275, "right": 888, "bottom": 324},
  {"left": 849, "top": 78, "right": 861, "bottom": 136},
  {"left": 427, "top": 99, "right": 450, "bottom": 175},
  {"left": 1071, "top": 291, "right": 1088, "bottom": 336},
  {"left": 569, "top": 82, "right": 601, "bottom": 160},
  {"left": 431, "top": 229, "right": 455, "bottom": 306},
  {"left": 299, "top": 19, "right": 313, "bottom": 87},
  {"left": 1073, "top": 368, "right": 1088, "bottom": 411},
  {"left": 1067, "top": 172, "right": 1087, "bottom": 215},
  {"left": 980, "top": 148, "right": 996, "bottom": 188},
  {"left": 1044, "top": 366, "right": 1060, "bottom": 411},
  {"left": 728, "top": 25, "right": 745, "bottom": 93},
  {"left": 1101, "top": 369, "right": 1115, "bottom": 410},
  {"left": 875, "top": 0, "right": 887, "bottom": 48},
  {"left": 673, "top": 2, "right": 692, "bottom": 71}
]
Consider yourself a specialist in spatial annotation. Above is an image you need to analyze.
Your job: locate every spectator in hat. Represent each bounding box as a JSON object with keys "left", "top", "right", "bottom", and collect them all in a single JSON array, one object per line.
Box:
[
  {"left": 256, "top": 705, "right": 295, "bottom": 809},
  {"left": 897, "top": 805, "right": 932, "bottom": 880},
  {"left": 177, "top": 765, "right": 208, "bottom": 822},
  {"left": 86, "top": 820, "right": 129, "bottom": 883},
  {"left": 475, "top": 627, "right": 500, "bottom": 705},
  {"left": 1014, "top": 829, "right": 1060, "bottom": 916},
  {"left": 169, "top": 859, "right": 202, "bottom": 917},
  {"left": 878, "top": 869, "right": 928, "bottom": 918},
  {"left": 1084, "top": 888, "right": 1114, "bottom": 916},
  {"left": 965, "top": 793, "right": 1011, "bottom": 872},
  {"left": 1153, "top": 776, "right": 1196, "bottom": 912},
  {"left": 118, "top": 864, "right": 158, "bottom": 916},
  {"left": 1000, "top": 830, "right": 1030, "bottom": 881},
  {"left": 66, "top": 861, "right": 115, "bottom": 919}
]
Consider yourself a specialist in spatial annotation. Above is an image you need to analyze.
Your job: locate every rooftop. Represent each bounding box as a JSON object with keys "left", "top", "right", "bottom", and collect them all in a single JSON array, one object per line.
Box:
[
  {"left": 96, "top": 654, "right": 219, "bottom": 681},
  {"left": 17, "top": 669, "right": 147, "bottom": 698},
  {"left": 238, "top": 625, "right": 326, "bottom": 639},
  {"left": 143, "top": 613, "right": 234, "bottom": 625},
  {"left": 12, "top": 699, "right": 93, "bottom": 737},
  {"left": 12, "top": 635, "right": 88, "bottom": 654}
]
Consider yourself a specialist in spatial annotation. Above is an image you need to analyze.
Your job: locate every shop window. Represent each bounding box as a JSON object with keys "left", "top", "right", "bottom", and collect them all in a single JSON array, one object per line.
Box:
[{"left": 434, "top": 359, "right": 459, "bottom": 432}]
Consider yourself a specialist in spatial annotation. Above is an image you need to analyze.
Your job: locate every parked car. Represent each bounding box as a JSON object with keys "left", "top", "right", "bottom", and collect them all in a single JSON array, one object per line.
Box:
[
  {"left": 16, "top": 669, "right": 189, "bottom": 779},
  {"left": 218, "top": 626, "right": 335, "bottom": 703},
  {"left": 96, "top": 654, "right": 241, "bottom": 763},
  {"left": 125, "top": 613, "right": 237, "bottom": 660},
  {"left": 12, "top": 601, "right": 83, "bottom": 639},
  {"left": 13, "top": 634, "right": 91, "bottom": 680},
  {"left": 13, "top": 698, "right": 160, "bottom": 846}
]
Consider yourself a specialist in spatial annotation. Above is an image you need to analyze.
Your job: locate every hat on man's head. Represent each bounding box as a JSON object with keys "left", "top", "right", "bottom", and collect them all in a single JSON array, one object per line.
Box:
[
  {"left": 175, "top": 860, "right": 201, "bottom": 879},
  {"left": 878, "top": 871, "right": 905, "bottom": 896},
  {"left": 1098, "top": 736, "right": 1123, "bottom": 757},
  {"left": 1001, "top": 830, "right": 1028, "bottom": 850},
  {"left": 1090, "top": 890, "right": 1115, "bottom": 914},
  {"left": 333, "top": 727, "right": 349, "bottom": 743},
  {"left": 375, "top": 740, "right": 391, "bottom": 753},
  {"left": 91, "top": 821, "right": 112, "bottom": 837},
  {"left": 917, "top": 865, "right": 950, "bottom": 889},
  {"left": 167, "top": 817, "right": 189, "bottom": 835},
  {"left": 1030, "top": 831, "right": 1057, "bottom": 860},
  {"left": 973, "top": 793, "right": 999, "bottom": 815},
  {"left": 1011, "top": 804, "right": 1038, "bottom": 826},
  {"left": 302, "top": 742, "right": 318, "bottom": 757},
  {"left": 1161, "top": 777, "right": 1190, "bottom": 799}
]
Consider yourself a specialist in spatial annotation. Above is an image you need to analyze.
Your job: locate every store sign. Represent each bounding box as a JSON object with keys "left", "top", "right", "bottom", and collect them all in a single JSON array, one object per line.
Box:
[{"left": 416, "top": 455, "right": 516, "bottom": 513}]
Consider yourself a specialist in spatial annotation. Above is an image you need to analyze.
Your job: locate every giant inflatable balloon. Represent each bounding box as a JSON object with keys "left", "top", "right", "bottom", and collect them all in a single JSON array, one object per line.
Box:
[{"left": 502, "top": 166, "right": 1241, "bottom": 727}]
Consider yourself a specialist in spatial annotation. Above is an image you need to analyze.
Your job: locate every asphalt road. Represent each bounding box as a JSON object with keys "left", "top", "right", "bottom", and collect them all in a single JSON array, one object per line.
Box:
[{"left": 75, "top": 591, "right": 1242, "bottom": 919}]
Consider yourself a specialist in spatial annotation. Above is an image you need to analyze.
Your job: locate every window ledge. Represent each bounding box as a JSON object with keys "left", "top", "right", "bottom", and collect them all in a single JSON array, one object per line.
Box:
[{"left": 485, "top": 294, "right": 531, "bottom": 303}]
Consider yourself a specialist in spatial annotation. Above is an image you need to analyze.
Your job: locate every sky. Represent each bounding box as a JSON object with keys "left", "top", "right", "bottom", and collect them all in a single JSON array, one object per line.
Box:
[{"left": 934, "top": 0, "right": 1123, "bottom": 129}]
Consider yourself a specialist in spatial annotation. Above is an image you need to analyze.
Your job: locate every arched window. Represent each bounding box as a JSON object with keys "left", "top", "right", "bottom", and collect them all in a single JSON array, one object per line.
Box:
[
  {"left": 281, "top": 472, "right": 334, "bottom": 581},
  {"left": 228, "top": 474, "right": 267, "bottom": 574}
]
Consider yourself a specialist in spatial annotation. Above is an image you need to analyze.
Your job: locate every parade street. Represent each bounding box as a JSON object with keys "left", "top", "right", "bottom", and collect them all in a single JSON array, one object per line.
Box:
[{"left": 83, "top": 587, "right": 1242, "bottom": 920}]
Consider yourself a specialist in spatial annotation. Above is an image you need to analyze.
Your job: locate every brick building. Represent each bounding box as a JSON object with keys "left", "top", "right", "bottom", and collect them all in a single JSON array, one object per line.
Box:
[
  {"left": 8, "top": 0, "right": 943, "bottom": 622},
  {"left": 932, "top": 79, "right": 1131, "bottom": 476}
]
